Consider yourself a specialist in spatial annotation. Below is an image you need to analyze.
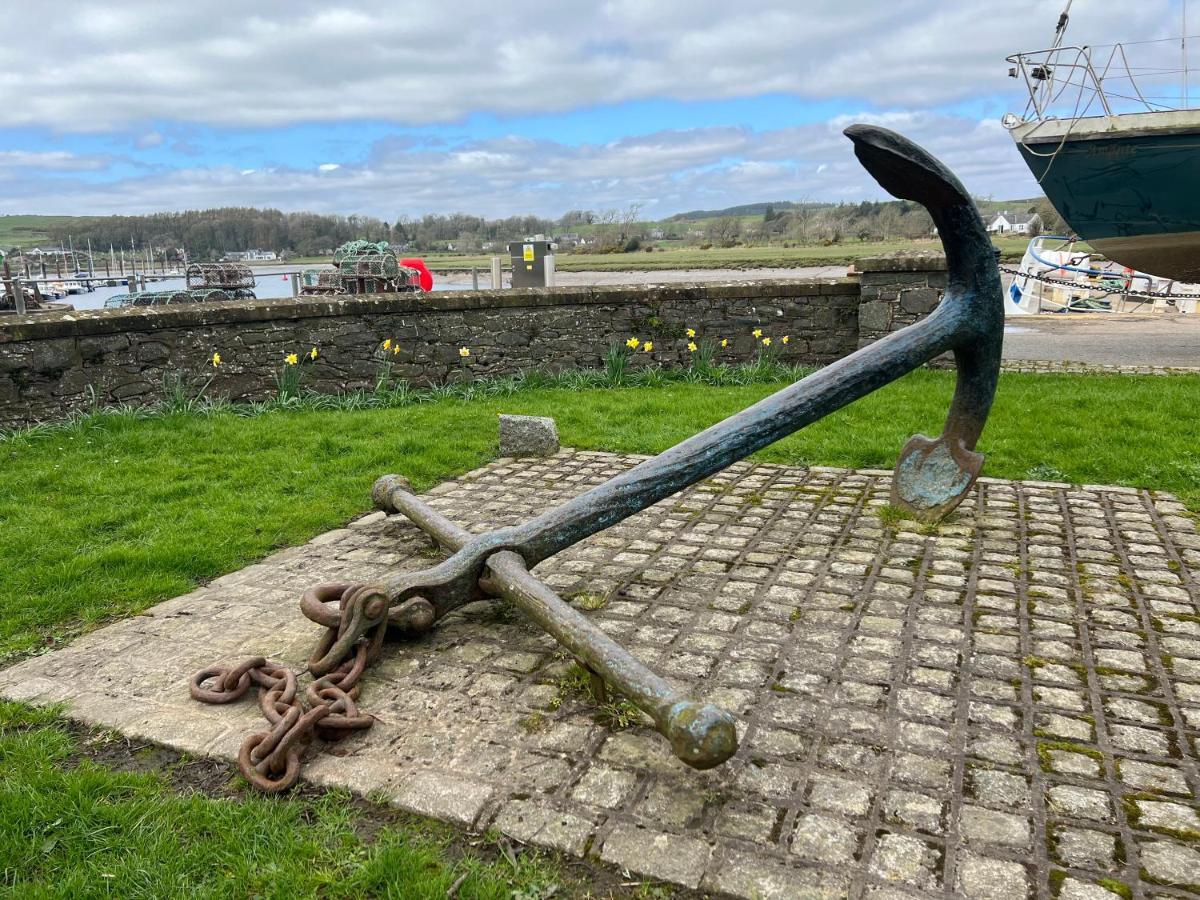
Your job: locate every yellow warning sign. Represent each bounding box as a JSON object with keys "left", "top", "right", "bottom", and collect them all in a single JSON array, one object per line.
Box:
[{"left": 523, "top": 244, "right": 535, "bottom": 262}]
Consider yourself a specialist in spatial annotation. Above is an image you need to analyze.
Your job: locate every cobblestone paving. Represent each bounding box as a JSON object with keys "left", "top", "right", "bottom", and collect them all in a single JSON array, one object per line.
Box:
[{"left": 3, "top": 450, "right": 1199, "bottom": 899}]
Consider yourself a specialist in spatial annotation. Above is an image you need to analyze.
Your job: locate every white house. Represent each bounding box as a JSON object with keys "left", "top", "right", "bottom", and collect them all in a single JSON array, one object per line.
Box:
[
  {"left": 987, "top": 211, "right": 1043, "bottom": 236},
  {"left": 224, "top": 249, "right": 278, "bottom": 261}
]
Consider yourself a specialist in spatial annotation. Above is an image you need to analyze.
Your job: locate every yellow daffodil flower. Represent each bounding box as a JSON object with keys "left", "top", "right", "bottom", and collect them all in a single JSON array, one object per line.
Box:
[
  {"left": 686, "top": 328, "right": 696, "bottom": 338},
  {"left": 782, "top": 335, "right": 790, "bottom": 344},
  {"left": 626, "top": 337, "right": 640, "bottom": 350},
  {"left": 720, "top": 338, "right": 728, "bottom": 348},
  {"left": 762, "top": 337, "right": 772, "bottom": 347},
  {"left": 310, "top": 347, "right": 319, "bottom": 360},
  {"left": 383, "top": 338, "right": 392, "bottom": 350},
  {"left": 687, "top": 341, "right": 698, "bottom": 352},
  {"left": 644, "top": 341, "right": 654, "bottom": 352},
  {"left": 752, "top": 328, "right": 763, "bottom": 338},
  {"left": 285, "top": 353, "right": 299, "bottom": 365},
  {"left": 393, "top": 344, "right": 401, "bottom": 355},
  {"left": 459, "top": 347, "right": 471, "bottom": 358},
  {"left": 211, "top": 352, "right": 221, "bottom": 367}
]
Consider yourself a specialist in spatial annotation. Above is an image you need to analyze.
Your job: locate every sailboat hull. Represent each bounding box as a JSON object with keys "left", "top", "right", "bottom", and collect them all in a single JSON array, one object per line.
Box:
[{"left": 1013, "top": 113, "right": 1200, "bottom": 281}]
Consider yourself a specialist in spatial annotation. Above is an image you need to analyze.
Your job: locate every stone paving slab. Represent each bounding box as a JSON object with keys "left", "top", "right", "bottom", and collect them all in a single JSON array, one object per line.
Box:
[{"left": 3, "top": 450, "right": 1199, "bottom": 899}]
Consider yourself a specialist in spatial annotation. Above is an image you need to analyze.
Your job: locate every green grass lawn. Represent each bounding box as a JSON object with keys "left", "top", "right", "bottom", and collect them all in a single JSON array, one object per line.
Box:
[
  {"left": 3, "top": 369, "right": 1196, "bottom": 662},
  {"left": 2, "top": 369, "right": 1196, "bottom": 897},
  {"left": 0, "top": 702, "right": 607, "bottom": 899}
]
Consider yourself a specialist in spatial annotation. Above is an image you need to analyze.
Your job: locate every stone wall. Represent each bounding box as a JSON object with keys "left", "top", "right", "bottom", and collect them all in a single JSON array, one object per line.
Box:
[
  {"left": 855, "top": 251, "right": 948, "bottom": 348},
  {"left": 0, "top": 279, "right": 861, "bottom": 429}
]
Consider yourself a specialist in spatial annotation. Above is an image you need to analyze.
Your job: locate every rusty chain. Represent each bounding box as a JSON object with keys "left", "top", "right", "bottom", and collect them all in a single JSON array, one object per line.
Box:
[{"left": 189, "top": 582, "right": 387, "bottom": 792}]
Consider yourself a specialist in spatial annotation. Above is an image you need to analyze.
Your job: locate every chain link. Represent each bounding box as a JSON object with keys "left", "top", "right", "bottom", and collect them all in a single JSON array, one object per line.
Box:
[{"left": 190, "top": 582, "right": 387, "bottom": 793}]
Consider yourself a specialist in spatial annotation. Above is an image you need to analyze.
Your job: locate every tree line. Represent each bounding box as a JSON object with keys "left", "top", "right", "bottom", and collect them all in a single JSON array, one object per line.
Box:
[
  {"left": 41, "top": 208, "right": 566, "bottom": 260},
  {"left": 34, "top": 197, "right": 1065, "bottom": 260}
]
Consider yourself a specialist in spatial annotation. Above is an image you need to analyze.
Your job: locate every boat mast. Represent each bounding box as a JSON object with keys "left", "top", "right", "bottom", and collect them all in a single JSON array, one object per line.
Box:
[
  {"left": 1050, "top": 0, "right": 1073, "bottom": 51},
  {"left": 1183, "top": 0, "right": 1189, "bottom": 107}
]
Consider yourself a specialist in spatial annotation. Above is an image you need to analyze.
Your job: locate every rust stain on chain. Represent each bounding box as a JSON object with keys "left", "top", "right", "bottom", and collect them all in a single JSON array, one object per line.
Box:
[{"left": 190, "top": 582, "right": 385, "bottom": 792}]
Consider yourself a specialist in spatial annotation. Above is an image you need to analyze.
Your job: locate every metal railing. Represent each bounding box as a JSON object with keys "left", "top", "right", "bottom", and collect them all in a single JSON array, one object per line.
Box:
[{"left": 1005, "top": 39, "right": 1200, "bottom": 127}]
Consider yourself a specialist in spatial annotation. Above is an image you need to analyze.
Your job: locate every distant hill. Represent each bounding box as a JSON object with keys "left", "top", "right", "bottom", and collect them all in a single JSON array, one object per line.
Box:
[
  {"left": 668, "top": 198, "right": 1044, "bottom": 223},
  {"left": 0, "top": 215, "right": 79, "bottom": 250},
  {"left": 668, "top": 201, "right": 815, "bottom": 222}
]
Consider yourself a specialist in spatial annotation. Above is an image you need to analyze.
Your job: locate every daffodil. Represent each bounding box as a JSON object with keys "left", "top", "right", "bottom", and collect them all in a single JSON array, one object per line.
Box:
[
  {"left": 644, "top": 341, "right": 654, "bottom": 352},
  {"left": 459, "top": 347, "right": 471, "bottom": 358},
  {"left": 626, "top": 337, "right": 640, "bottom": 350},
  {"left": 687, "top": 341, "right": 698, "bottom": 352},
  {"left": 285, "top": 353, "right": 299, "bottom": 365},
  {"left": 752, "top": 328, "right": 763, "bottom": 339},
  {"left": 210, "top": 352, "right": 221, "bottom": 367},
  {"left": 686, "top": 328, "right": 696, "bottom": 338},
  {"left": 310, "top": 347, "right": 319, "bottom": 360},
  {"left": 762, "top": 337, "right": 772, "bottom": 347},
  {"left": 782, "top": 335, "right": 790, "bottom": 344},
  {"left": 720, "top": 338, "right": 728, "bottom": 348},
  {"left": 383, "top": 338, "right": 392, "bottom": 350},
  {"left": 393, "top": 344, "right": 401, "bottom": 355}
]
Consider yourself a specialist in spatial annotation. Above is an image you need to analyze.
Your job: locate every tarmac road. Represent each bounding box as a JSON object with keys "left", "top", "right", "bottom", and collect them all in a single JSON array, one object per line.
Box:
[{"left": 1002, "top": 314, "right": 1200, "bottom": 368}]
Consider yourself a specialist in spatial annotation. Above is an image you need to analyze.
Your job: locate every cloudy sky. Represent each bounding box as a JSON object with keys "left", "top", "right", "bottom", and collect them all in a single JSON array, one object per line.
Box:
[{"left": 0, "top": 0, "right": 1179, "bottom": 220}]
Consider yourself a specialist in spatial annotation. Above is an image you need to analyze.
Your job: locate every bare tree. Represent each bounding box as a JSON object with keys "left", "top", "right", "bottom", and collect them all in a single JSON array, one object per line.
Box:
[{"left": 706, "top": 216, "right": 742, "bottom": 248}]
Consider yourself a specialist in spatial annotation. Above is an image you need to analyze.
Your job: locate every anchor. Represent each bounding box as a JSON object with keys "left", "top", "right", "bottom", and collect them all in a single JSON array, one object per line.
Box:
[{"left": 192, "top": 124, "right": 1003, "bottom": 790}]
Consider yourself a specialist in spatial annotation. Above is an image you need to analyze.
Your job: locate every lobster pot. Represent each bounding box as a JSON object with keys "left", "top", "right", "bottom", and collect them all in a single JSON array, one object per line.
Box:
[
  {"left": 190, "top": 289, "right": 230, "bottom": 304},
  {"left": 299, "top": 270, "right": 346, "bottom": 296},
  {"left": 186, "top": 263, "right": 256, "bottom": 291},
  {"left": 333, "top": 240, "right": 390, "bottom": 265},
  {"left": 341, "top": 252, "right": 400, "bottom": 279},
  {"left": 396, "top": 266, "right": 424, "bottom": 291}
]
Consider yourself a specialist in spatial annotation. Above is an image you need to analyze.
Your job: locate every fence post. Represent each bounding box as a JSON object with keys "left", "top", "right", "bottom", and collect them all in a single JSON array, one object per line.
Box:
[
  {"left": 4, "top": 263, "right": 25, "bottom": 314},
  {"left": 471, "top": 267, "right": 479, "bottom": 290},
  {"left": 491, "top": 256, "right": 503, "bottom": 289},
  {"left": 292, "top": 273, "right": 300, "bottom": 298}
]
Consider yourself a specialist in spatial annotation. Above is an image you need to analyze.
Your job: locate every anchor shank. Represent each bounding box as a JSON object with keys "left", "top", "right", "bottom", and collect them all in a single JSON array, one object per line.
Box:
[
  {"left": 510, "top": 308, "right": 961, "bottom": 566},
  {"left": 379, "top": 486, "right": 739, "bottom": 769}
]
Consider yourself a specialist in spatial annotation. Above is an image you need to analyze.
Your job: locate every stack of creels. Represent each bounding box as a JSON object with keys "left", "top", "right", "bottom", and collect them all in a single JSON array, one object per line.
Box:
[
  {"left": 301, "top": 241, "right": 422, "bottom": 296},
  {"left": 186, "top": 263, "right": 256, "bottom": 291}
]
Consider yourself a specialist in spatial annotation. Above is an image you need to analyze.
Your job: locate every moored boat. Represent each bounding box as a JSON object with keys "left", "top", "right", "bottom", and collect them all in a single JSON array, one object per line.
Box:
[{"left": 1004, "top": 5, "right": 1200, "bottom": 283}]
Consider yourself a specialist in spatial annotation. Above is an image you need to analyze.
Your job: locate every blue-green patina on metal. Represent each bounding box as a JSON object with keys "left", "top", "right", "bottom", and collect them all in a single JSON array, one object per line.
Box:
[{"left": 194, "top": 125, "right": 1004, "bottom": 789}]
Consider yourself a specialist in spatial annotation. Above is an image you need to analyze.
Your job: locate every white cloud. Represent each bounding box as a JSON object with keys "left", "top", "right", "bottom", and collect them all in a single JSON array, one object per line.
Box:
[
  {"left": 1, "top": 113, "right": 1040, "bottom": 218},
  {"left": 0, "top": 150, "right": 111, "bottom": 171},
  {"left": 317, "top": 163, "right": 340, "bottom": 172},
  {"left": 0, "top": 0, "right": 1171, "bottom": 131}
]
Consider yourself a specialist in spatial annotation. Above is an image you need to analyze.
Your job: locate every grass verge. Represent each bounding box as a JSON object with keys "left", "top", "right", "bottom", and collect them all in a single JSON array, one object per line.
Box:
[
  {"left": 2, "top": 368, "right": 1197, "bottom": 662},
  {"left": 0, "top": 702, "right": 657, "bottom": 899}
]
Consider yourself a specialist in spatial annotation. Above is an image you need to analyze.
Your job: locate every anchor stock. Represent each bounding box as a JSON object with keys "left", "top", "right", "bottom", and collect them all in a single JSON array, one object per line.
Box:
[{"left": 191, "top": 124, "right": 1004, "bottom": 791}]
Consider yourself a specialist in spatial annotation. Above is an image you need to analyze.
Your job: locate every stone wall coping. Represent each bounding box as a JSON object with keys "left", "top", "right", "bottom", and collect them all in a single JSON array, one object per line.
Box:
[
  {"left": 856, "top": 251, "right": 948, "bottom": 273},
  {"left": 0, "top": 278, "right": 860, "bottom": 343}
]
